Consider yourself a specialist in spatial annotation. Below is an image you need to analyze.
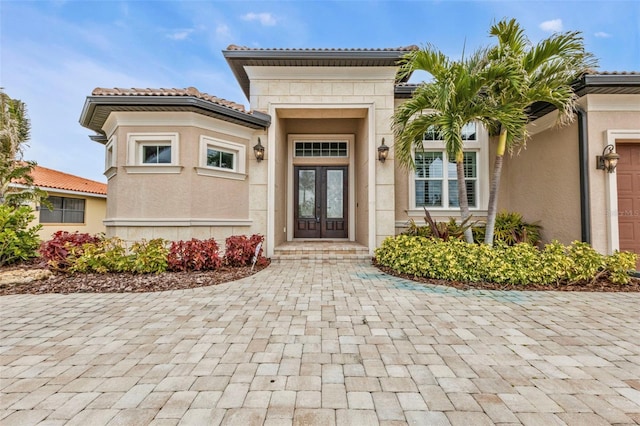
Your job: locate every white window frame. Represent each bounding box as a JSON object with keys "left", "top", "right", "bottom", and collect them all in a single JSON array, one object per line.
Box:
[
  {"left": 408, "top": 122, "right": 489, "bottom": 216},
  {"left": 125, "top": 132, "right": 182, "bottom": 174},
  {"left": 195, "top": 136, "right": 246, "bottom": 181},
  {"left": 104, "top": 135, "right": 117, "bottom": 179}
]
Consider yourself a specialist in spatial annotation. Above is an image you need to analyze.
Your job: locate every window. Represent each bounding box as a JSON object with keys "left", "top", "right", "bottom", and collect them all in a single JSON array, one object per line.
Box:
[
  {"left": 423, "top": 123, "right": 477, "bottom": 141},
  {"left": 196, "top": 136, "right": 246, "bottom": 180},
  {"left": 125, "top": 132, "right": 181, "bottom": 174},
  {"left": 40, "top": 196, "right": 85, "bottom": 224},
  {"left": 294, "top": 141, "right": 348, "bottom": 157},
  {"left": 415, "top": 151, "right": 477, "bottom": 208},
  {"left": 410, "top": 122, "right": 487, "bottom": 212},
  {"left": 206, "top": 148, "right": 235, "bottom": 170},
  {"left": 105, "top": 136, "right": 117, "bottom": 179},
  {"left": 142, "top": 145, "right": 172, "bottom": 164}
]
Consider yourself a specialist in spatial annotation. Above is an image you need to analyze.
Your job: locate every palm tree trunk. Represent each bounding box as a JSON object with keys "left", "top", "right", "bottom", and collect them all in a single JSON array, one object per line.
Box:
[
  {"left": 484, "top": 127, "right": 507, "bottom": 245},
  {"left": 456, "top": 151, "right": 474, "bottom": 243}
]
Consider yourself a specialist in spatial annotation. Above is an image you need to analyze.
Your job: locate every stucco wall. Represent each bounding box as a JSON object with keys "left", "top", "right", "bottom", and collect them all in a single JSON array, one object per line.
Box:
[
  {"left": 501, "top": 122, "right": 582, "bottom": 245},
  {"left": 102, "top": 112, "right": 258, "bottom": 242}
]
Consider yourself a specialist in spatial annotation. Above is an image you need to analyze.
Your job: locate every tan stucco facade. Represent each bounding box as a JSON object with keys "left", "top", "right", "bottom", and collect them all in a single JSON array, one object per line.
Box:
[
  {"left": 81, "top": 51, "right": 639, "bottom": 261},
  {"left": 505, "top": 94, "right": 640, "bottom": 254},
  {"left": 100, "top": 112, "right": 259, "bottom": 243}
]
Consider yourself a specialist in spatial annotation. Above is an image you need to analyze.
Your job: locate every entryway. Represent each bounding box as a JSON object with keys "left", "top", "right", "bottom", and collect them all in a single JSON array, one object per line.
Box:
[
  {"left": 616, "top": 141, "right": 640, "bottom": 269},
  {"left": 294, "top": 166, "right": 348, "bottom": 239}
]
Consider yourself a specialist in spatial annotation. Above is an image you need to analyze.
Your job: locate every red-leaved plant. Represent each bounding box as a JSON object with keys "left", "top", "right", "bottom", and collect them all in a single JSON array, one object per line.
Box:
[
  {"left": 167, "top": 238, "right": 222, "bottom": 272},
  {"left": 39, "top": 231, "right": 102, "bottom": 270},
  {"left": 224, "top": 234, "right": 266, "bottom": 267}
]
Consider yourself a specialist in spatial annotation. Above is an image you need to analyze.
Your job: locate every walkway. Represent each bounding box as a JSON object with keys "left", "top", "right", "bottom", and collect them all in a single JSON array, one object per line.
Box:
[{"left": 1, "top": 261, "right": 640, "bottom": 425}]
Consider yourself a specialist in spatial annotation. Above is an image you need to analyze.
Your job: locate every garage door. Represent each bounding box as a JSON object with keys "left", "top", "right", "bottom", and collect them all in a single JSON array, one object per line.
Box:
[{"left": 616, "top": 142, "right": 640, "bottom": 270}]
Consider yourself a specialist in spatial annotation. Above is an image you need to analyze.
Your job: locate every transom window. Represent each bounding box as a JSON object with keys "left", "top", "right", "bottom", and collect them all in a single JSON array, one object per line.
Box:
[
  {"left": 415, "top": 151, "right": 477, "bottom": 208},
  {"left": 295, "top": 142, "right": 348, "bottom": 157},
  {"left": 423, "top": 122, "right": 477, "bottom": 141},
  {"left": 40, "top": 196, "right": 85, "bottom": 224}
]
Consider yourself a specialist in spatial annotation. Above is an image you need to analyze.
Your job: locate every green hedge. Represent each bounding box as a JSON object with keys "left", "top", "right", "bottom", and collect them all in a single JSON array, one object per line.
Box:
[{"left": 375, "top": 235, "right": 637, "bottom": 285}]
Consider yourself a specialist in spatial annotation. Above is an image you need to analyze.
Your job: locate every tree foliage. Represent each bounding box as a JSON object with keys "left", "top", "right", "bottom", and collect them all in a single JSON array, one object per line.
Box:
[{"left": 0, "top": 89, "right": 47, "bottom": 207}]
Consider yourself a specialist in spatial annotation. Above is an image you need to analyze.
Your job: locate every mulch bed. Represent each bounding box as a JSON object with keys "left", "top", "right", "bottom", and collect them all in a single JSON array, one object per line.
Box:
[
  {"left": 374, "top": 262, "right": 640, "bottom": 292},
  {"left": 2, "top": 258, "right": 639, "bottom": 295},
  {"left": 0, "top": 259, "right": 269, "bottom": 296}
]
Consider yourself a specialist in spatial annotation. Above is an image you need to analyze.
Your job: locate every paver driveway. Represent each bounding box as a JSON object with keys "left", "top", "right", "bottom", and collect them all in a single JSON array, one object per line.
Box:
[{"left": 1, "top": 261, "right": 640, "bottom": 425}]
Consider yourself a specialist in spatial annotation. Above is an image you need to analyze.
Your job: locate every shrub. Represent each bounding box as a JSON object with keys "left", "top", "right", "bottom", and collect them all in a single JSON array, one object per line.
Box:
[
  {"left": 474, "top": 211, "right": 542, "bottom": 246},
  {"left": 130, "top": 239, "right": 169, "bottom": 274},
  {"left": 224, "top": 234, "right": 266, "bottom": 267},
  {"left": 375, "top": 235, "right": 637, "bottom": 285},
  {"left": 39, "top": 230, "right": 101, "bottom": 270},
  {"left": 70, "top": 238, "right": 169, "bottom": 274},
  {"left": 69, "top": 237, "right": 130, "bottom": 273},
  {"left": 0, "top": 205, "right": 42, "bottom": 266},
  {"left": 168, "top": 238, "right": 222, "bottom": 272}
]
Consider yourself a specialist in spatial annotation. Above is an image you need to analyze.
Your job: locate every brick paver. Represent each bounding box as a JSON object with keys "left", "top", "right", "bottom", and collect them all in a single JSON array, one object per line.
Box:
[{"left": 1, "top": 261, "right": 640, "bottom": 424}]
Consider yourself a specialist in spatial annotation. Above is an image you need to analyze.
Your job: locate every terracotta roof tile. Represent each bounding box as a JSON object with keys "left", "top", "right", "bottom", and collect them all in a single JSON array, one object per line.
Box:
[
  {"left": 25, "top": 166, "right": 107, "bottom": 196},
  {"left": 92, "top": 87, "right": 248, "bottom": 113}
]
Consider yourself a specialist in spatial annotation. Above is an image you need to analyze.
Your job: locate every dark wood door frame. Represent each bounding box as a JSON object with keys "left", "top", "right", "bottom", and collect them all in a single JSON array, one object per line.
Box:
[{"left": 294, "top": 166, "right": 348, "bottom": 239}]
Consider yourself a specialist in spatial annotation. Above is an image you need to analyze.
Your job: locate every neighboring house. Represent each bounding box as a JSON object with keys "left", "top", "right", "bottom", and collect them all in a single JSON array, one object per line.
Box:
[
  {"left": 78, "top": 46, "right": 640, "bottom": 264},
  {"left": 23, "top": 166, "right": 107, "bottom": 240}
]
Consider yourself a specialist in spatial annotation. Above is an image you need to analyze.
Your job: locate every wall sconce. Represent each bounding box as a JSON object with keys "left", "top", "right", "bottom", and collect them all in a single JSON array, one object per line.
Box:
[
  {"left": 596, "top": 144, "right": 619, "bottom": 173},
  {"left": 378, "top": 138, "right": 389, "bottom": 163},
  {"left": 253, "top": 138, "right": 265, "bottom": 162}
]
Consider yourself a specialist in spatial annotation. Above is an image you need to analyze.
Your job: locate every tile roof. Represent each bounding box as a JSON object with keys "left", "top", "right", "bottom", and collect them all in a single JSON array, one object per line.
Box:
[
  {"left": 25, "top": 166, "right": 107, "bottom": 196},
  {"left": 225, "top": 45, "right": 419, "bottom": 52},
  {"left": 91, "top": 87, "right": 248, "bottom": 113}
]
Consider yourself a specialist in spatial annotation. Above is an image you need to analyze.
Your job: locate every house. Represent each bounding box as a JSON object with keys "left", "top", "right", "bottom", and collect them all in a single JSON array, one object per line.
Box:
[
  {"left": 26, "top": 166, "right": 107, "bottom": 240},
  {"left": 78, "top": 46, "right": 640, "bottom": 265}
]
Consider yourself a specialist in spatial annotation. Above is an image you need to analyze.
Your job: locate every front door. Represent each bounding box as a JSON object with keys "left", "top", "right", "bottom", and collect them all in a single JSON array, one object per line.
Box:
[{"left": 294, "top": 166, "right": 348, "bottom": 239}]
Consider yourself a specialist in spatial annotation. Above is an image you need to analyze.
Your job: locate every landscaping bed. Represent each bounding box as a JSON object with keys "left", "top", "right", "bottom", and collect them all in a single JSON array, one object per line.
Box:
[
  {"left": 0, "top": 259, "right": 269, "bottom": 295},
  {"left": 375, "top": 261, "right": 640, "bottom": 292}
]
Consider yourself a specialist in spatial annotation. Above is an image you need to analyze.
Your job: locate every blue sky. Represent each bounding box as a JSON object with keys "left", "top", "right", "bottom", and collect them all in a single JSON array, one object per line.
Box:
[{"left": 2, "top": 0, "right": 639, "bottom": 182}]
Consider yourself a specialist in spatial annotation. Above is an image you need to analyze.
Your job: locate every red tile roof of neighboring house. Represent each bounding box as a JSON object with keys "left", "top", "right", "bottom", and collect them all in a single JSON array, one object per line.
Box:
[
  {"left": 25, "top": 166, "right": 107, "bottom": 196},
  {"left": 92, "top": 87, "right": 248, "bottom": 113}
]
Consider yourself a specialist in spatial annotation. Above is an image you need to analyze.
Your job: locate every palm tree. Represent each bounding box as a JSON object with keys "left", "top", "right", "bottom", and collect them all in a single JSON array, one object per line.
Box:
[
  {"left": 393, "top": 46, "right": 515, "bottom": 243},
  {"left": 0, "top": 89, "right": 46, "bottom": 206},
  {"left": 482, "top": 19, "right": 597, "bottom": 245}
]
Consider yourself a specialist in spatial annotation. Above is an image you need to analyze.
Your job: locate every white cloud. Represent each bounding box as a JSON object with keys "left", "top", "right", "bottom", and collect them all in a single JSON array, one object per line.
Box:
[
  {"left": 539, "top": 19, "right": 563, "bottom": 32},
  {"left": 241, "top": 12, "right": 276, "bottom": 26},
  {"left": 594, "top": 31, "right": 612, "bottom": 38},
  {"left": 216, "top": 24, "right": 231, "bottom": 38},
  {"left": 166, "top": 29, "right": 194, "bottom": 41}
]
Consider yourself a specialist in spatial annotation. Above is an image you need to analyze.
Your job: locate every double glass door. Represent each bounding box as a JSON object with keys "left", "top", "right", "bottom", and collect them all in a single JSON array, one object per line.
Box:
[{"left": 294, "top": 166, "right": 348, "bottom": 239}]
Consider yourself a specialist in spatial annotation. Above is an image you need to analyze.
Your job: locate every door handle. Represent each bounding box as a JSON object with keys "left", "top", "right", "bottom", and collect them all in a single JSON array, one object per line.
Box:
[{"left": 316, "top": 216, "right": 320, "bottom": 223}]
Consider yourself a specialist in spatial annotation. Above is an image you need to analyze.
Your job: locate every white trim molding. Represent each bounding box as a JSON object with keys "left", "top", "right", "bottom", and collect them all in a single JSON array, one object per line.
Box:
[
  {"left": 604, "top": 129, "right": 640, "bottom": 254},
  {"left": 126, "top": 132, "right": 180, "bottom": 166},
  {"left": 196, "top": 135, "right": 247, "bottom": 180},
  {"left": 104, "top": 218, "right": 253, "bottom": 227}
]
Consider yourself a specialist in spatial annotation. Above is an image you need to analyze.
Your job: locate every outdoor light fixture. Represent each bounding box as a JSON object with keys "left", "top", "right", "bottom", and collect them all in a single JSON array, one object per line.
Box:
[
  {"left": 378, "top": 138, "right": 389, "bottom": 163},
  {"left": 596, "top": 144, "right": 619, "bottom": 173},
  {"left": 253, "top": 138, "right": 265, "bottom": 162}
]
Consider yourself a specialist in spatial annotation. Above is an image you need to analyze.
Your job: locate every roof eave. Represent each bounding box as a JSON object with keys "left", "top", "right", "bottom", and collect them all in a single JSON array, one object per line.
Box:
[
  {"left": 80, "top": 95, "right": 271, "bottom": 137},
  {"left": 223, "top": 48, "right": 416, "bottom": 100}
]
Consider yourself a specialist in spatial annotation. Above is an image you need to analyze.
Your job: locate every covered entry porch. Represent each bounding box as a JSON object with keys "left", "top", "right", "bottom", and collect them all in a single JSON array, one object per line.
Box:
[{"left": 263, "top": 105, "right": 385, "bottom": 257}]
